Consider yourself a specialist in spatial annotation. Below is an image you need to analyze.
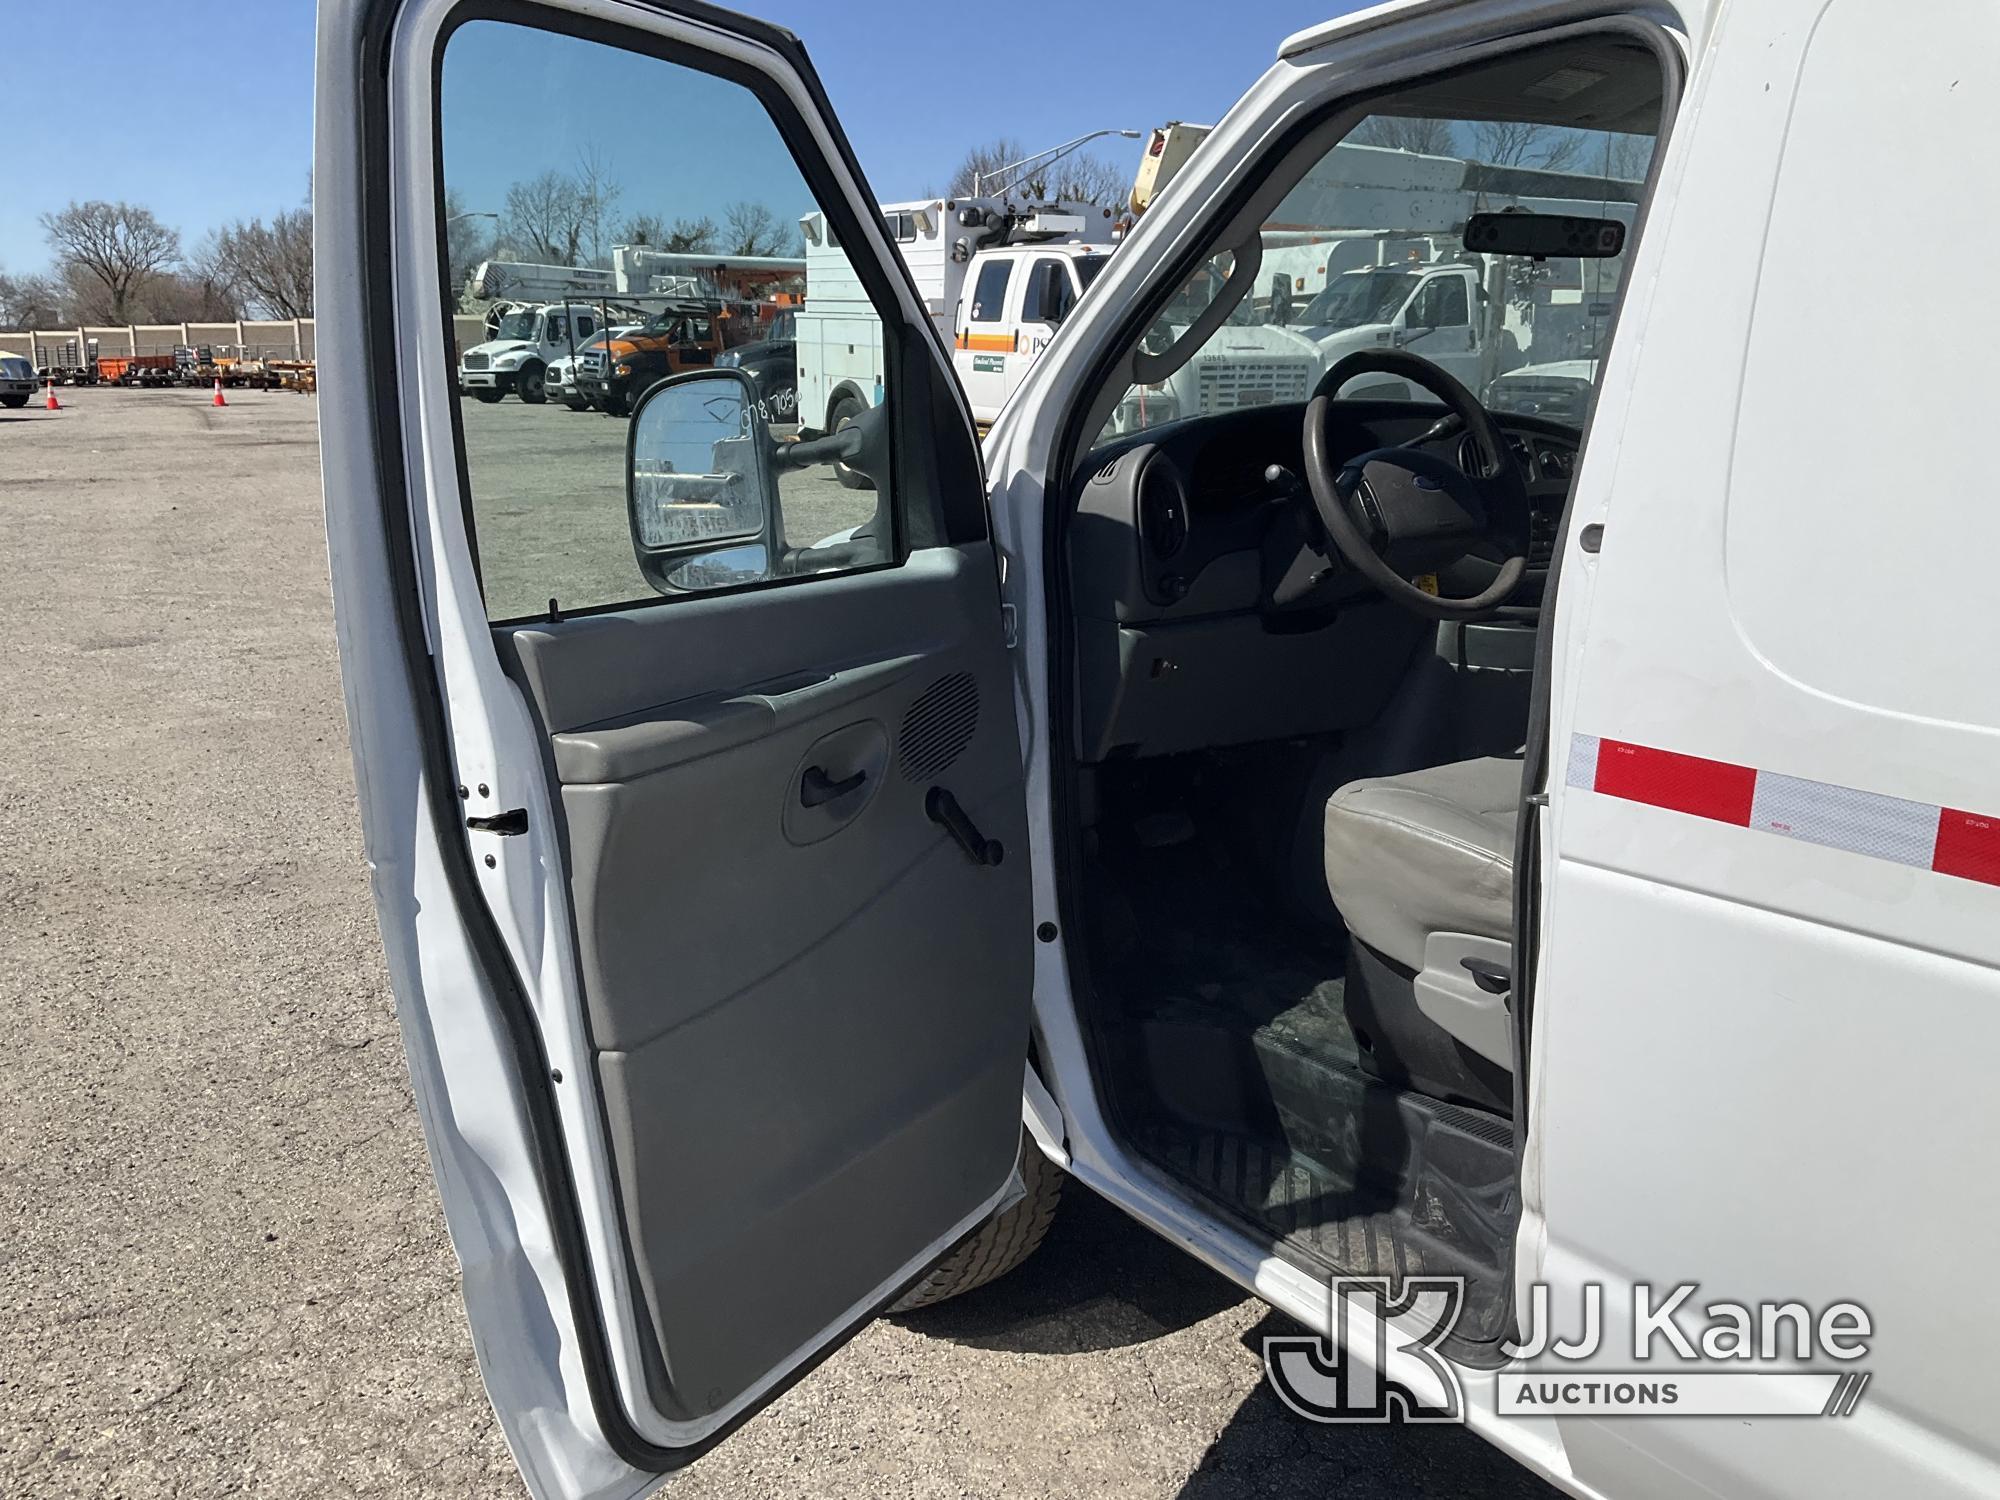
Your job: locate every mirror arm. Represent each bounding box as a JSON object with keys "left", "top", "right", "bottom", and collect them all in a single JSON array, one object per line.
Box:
[{"left": 774, "top": 426, "right": 861, "bottom": 471}]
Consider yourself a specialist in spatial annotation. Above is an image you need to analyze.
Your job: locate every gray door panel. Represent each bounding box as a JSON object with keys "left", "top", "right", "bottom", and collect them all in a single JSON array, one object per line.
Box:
[{"left": 495, "top": 540, "right": 1031, "bottom": 1426}]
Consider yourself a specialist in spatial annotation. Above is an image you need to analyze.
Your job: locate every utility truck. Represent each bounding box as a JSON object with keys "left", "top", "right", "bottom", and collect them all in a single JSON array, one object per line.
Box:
[
  {"left": 456, "top": 300, "right": 605, "bottom": 404},
  {"left": 797, "top": 195, "right": 1117, "bottom": 433},
  {"left": 1120, "top": 127, "right": 1642, "bottom": 419}
]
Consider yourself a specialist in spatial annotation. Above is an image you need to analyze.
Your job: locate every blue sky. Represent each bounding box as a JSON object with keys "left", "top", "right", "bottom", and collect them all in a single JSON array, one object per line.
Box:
[{"left": 0, "top": 0, "right": 1360, "bottom": 275}]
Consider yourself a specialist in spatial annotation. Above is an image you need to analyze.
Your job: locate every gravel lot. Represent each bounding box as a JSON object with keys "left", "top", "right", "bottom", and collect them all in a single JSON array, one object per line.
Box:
[{"left": 0, "top": 387, "right": 1561, "bottom": 1499}]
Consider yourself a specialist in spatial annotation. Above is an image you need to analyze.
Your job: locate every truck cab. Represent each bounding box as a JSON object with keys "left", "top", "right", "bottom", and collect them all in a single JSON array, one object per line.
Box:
[
  {"left": 1297, "top": 260, "right": 1491, "bottom": 396},
  {"left": 457, "top": 300, "right": 602, "bottom": 404},
  {"left": 950, "top": 240, "right": 1114, "bottom": 422},
  {"left": 574, "top": 300, "right": 729, "bottom": 416}
]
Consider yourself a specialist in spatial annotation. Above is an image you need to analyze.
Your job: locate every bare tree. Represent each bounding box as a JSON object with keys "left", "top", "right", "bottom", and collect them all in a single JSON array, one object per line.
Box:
[
  {"left": 1600, "top": 131, "right": 1655, "bottom": 183},
  {"left": 723, "top": 201, "right": 792, "bottom": 257},
  {"left": 130, "top": 268, "right": 238, "bottom": 322},
  {"left": 443, "top": 189, "right": 494, "bottom": 310},
  {"left": 948, "top": 137, "right": 1027, "bottom": 197},
  {"left": 39, "top": 201, "right": 181, "bottom": 322},
  {"left": 197, "top": 209, "right": 314, "bottom": 318},
  {"left": 1044, "top": 151, "right": 1128, "bottom": 209},
  {"left": 503, "top": 171, "right": 588, "bottom": 264},
  {"left": 619, "top": 212, "right": 668, "bottom": 246},
  {"left": 572, "top": 145, "right": 622, "bottom": 265},
  {"left": 1471, "top": 120, "right": 1583, "bottom": 172},
  {"left": 668, "top": 215, "right": 719, "bottom": 252},
  {"left": 1348, "top": 116, "right": 1457, "bottom": 157},
  {"left": 0, "top": 269, "right": 69, "bottom": 330}
]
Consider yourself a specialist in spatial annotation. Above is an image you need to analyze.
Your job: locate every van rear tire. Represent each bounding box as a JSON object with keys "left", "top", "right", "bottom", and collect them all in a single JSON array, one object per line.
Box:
[{"left": 888, "top": 1130, "right": 1062, "bottom": 1313}]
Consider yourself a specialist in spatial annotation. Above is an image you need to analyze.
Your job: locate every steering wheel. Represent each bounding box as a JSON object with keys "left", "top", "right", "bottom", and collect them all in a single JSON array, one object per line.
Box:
[{"left": 1302, "top": 350, "right": 1530, "bottom": 621}]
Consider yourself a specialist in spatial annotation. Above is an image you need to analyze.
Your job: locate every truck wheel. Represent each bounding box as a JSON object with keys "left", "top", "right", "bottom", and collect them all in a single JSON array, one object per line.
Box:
[
  {"left": 888, "top": 1130, "right": 1062, "bottom": 1314},
  {"left": 563, "top": 397, "right": 590, "bottom": 412},
  {"left": 828, "top": 394, "right": 871, "bottom": 491},
  {"left": 517, "top": 361, "right": 547, "bottom": 404},
  {"left": 471, "top": 389, "right": 504, "bottom": 404},
  {"left": 0, "top": 394, "right": 27, "bottom": 409}
]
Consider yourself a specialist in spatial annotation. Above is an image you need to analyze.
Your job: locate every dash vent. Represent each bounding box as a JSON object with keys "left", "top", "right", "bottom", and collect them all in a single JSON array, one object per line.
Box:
[{"left": 899, "top": 672, "right": 980, "bottom": 781}]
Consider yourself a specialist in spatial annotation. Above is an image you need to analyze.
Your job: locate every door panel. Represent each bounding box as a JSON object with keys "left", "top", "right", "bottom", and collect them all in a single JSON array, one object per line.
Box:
[{"left": 502, "top": 545, "right": 1027, "bottom": 1423}]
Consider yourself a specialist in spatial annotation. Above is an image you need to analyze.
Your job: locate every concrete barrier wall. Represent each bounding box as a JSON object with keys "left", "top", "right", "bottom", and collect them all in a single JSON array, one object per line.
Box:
[{"left": 0, "top": 320, "right": 317, "bottom": 365}]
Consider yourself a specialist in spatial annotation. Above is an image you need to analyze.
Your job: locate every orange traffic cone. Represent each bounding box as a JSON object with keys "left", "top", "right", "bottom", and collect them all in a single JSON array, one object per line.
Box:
[
  {"left": 43, "top": 378, "right": 60, "bottom": 411},
  {"left": 211, "top": 377, "right": 227, "bottom": 408}
]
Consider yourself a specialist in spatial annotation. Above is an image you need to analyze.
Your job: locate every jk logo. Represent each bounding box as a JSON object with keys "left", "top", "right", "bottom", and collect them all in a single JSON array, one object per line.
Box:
[{"left": 1264, "top": 1276, "right": 1467, "bottom": 1423}]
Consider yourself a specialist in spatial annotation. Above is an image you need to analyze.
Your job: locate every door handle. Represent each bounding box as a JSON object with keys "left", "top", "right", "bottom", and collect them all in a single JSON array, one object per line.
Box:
[
  {"left": 800, "top": 765, "right": 866, "bottom": 808},
  {"left": 926, "top": 786, "right": 1004, "bottom": 867}
]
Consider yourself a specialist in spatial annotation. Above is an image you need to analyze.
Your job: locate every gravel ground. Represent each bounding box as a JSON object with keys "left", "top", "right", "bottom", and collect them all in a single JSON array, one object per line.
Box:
[{"left": 0, "top": 387, "right": 1562, "bottom": 1499}]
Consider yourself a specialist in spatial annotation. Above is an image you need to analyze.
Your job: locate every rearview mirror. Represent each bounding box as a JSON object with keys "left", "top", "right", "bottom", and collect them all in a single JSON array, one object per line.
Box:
[
  {"left": 627, "top": 369, "right": 778, "bottom": 594},
  {"left": 1464, "top": 211, "right": 1627, "bottom": 259}
]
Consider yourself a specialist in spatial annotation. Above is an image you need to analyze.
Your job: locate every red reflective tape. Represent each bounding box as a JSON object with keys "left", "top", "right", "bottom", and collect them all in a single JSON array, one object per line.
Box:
[
  {"left": 1932, "top": 809, "right": 2000, "bottom": 887},
  {"left": 1594, "top": 739, "right": 1757, "bottom": 826}
]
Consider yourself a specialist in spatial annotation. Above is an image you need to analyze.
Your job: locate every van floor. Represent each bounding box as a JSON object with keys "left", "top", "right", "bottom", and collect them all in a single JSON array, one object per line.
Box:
[{"left": 1081, "top": 754, "right": 1518, "bottom": 1357}]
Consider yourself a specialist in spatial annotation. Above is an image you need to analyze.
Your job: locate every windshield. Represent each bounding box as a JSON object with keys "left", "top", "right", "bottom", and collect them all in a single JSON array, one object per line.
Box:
[
  {"left": 0, "top": 357, "right": 30, "bottom": 378},
  {"left": 1300, "top": 270, "right": 1416, "bottom": 331},
  {"left": 1094, "top": 40, "right": 1662, "bottom": 447},
  {"left": 495, "top": 311, "right": 538, "bottom": 341}
]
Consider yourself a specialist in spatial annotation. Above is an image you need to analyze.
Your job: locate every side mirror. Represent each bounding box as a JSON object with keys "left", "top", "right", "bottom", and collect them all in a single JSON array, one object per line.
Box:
[{"left": 627, "top": 369, "right": 780, "bottom": 593}]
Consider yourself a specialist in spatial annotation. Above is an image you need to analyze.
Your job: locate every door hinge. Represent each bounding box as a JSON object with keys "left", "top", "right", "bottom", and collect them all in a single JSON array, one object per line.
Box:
[{"left": 466, "top": 808, "right": 529, "bottom": 835}]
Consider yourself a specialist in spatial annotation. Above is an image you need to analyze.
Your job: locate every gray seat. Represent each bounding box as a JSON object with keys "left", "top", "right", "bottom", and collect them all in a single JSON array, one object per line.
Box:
[{"left": 1322, "top": 756, "right": 1521, "bottom": 974}]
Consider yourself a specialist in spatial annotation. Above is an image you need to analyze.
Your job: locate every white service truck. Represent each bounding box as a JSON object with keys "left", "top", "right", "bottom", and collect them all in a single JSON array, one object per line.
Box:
[
  {"left": 1113, "top": 135, "right": 1642, "bottom": 426},
  {"left": 796, "top": 196, "right": 1117, "bottom": 433},
  {"left": 456, "top": 300, "right": 608, "bottom": 404}
]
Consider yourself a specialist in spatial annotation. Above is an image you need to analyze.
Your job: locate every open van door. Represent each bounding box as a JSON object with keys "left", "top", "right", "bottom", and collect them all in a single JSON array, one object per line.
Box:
[{"left": 315, "top": 2, "right": 1033, "bottom": 1494}]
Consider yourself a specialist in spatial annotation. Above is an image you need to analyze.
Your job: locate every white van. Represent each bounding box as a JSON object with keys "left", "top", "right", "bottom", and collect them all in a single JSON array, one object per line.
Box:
[{"left": 317, "top": 2, "right": 2000, "bottom": 1498}]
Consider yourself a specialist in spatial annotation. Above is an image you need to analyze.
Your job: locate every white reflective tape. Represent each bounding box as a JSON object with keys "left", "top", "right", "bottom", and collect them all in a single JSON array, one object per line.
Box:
[
  {"left": 1748, "top": 771, "right": 1940, "bottom": 869},
  {"left": 1565, "top": 733, "right": 1601, "bottom": 790}
]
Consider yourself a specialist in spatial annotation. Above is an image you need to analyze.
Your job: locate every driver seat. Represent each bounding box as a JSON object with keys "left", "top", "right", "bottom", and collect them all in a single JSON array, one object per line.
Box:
[{"left": 1322, "top": 755, "right": 1522, "bottom": 1107}]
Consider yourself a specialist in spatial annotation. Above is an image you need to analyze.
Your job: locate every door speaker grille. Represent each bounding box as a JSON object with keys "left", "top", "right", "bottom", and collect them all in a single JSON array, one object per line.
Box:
[{"left": 899, "top": 672, "right": 979, "bottom": 781}]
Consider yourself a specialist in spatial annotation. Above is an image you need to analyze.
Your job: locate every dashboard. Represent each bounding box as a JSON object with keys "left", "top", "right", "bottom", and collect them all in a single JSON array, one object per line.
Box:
[{"left": 1066, "top": 399, "right": 1582, "bottom": 762}]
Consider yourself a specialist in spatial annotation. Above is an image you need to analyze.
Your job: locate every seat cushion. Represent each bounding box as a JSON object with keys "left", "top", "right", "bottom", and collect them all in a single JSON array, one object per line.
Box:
[{"left": 1322, "top": 756, "right": 1521, "bottom": 972}]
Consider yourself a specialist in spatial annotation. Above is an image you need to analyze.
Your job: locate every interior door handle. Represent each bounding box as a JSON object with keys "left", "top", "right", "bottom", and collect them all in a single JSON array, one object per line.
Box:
[
  {"left": 800, "top": 765, "right": 866, "bottom": 808},
  {"left": 926, "top": 786, "right": 1005, "bottom": 867}
]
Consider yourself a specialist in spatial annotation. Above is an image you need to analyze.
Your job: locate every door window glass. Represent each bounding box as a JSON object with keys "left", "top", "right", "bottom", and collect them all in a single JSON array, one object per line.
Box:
[
  {"left": 968, "top": 260, "right": 1011, "bottom": 323},
  {"left": 1020, "top": 259, "right": 1074, "bottom": 324},
  {"left": 440, "top": 20, "right": 894, "bottom": 621},
  {"left": 1408, "top": 274, "right": 1469, "bottom": 328}
]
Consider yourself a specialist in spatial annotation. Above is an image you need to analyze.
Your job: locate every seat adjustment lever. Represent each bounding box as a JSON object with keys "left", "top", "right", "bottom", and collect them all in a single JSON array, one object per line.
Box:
[{"left": 1460, "top": 956, "right": 1511, "bottom": 995}]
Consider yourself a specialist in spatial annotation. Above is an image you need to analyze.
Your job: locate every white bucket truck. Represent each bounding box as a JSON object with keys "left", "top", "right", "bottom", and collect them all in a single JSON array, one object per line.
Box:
[
  {"left": 1115, "top": 132, "right": 1642, "bottom": 427},
  {"left": 455, "top": 300, "right": 608, "bottom": 404},
  {"left": 796, "top": 196, "right": 1117, "bottom": 432}
]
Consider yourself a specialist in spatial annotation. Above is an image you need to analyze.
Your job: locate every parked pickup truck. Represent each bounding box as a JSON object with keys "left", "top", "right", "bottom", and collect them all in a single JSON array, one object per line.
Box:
[
  {"left": 574, "top": 300, "right": 733, "bottom": 416},
  {"left": 715, "top": 308, "right": 797, "bottom": 424}
]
